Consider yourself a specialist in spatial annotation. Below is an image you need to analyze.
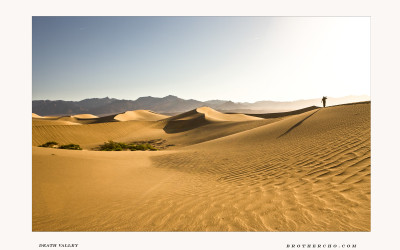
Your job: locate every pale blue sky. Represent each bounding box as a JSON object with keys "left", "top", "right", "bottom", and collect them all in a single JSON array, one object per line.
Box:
[{"left": 32, "top": 17, "right": 370, "bottom": 102}]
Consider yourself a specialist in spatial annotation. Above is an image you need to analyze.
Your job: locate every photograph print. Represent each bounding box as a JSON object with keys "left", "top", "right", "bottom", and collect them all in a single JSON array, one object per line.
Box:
[{"left": 32, "top": 16, "right": 370, "bottom": 232}]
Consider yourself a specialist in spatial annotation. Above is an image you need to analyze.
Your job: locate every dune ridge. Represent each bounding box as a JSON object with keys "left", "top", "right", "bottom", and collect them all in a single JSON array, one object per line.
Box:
[
  {"left": 72, "top": 114, "right": 99, "bottom": 119},
  {"left": 163, "top": 106, "right": 263, "bottom": 133},
  {"left": 114, "top": 110, "right": 169, "bottom": 121},
  {"left": 196, "top": 106, "right": 263, "bottom": 122},
  {"left": 166, "top": 106, "right": 263, "bottom": 122}
]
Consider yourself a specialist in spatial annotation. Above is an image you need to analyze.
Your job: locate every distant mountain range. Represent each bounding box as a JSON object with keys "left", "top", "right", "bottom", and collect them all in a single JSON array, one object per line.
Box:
[{"left": 32, "top": 95, "right": 370, "bottom": 116}]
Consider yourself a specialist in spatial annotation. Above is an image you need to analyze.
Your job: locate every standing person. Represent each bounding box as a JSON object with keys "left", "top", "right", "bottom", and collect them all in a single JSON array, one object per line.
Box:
[{"left": 321, "top": 96, "right": 327, "bottom": 107}]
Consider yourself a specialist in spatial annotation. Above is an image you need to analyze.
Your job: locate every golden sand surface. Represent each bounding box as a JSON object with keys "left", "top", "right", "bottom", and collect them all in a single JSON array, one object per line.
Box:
[
  {"left": 114, "top": 110, "right": 170, "bottom": 121},
  {"left": 72, "top": 114, "right": 99, "bottom": 119},
  {"left": 32, "top": 113, "right": 42, "bottom": 118},
  {"left": 32, "top": 102, "right": 370, "bottom": 231}
]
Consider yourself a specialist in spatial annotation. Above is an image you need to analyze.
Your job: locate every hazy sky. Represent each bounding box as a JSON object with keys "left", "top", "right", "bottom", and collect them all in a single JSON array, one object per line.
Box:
[{"left": 32, "top": 17, "right": 370, "bottom": 102}]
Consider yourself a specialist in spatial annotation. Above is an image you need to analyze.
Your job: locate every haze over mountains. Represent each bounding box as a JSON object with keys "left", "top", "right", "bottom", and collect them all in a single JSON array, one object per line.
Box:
[{"left": 32, "top": 95, "right": 370, "bottom": 116}]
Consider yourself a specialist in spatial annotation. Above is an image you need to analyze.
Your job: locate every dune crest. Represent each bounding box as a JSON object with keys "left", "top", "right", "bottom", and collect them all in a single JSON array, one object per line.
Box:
[
  {"left": 163, "top": 106, "right": 263, "bottom": 133},
  {"left": 72, "top": 114, "right": 99, "bottom": 119},
  {"left": 32, "top": 113, "right": 42, "bottom": 118},
  {"left": 196, "top": 106, "right": 263, "bottom": 122},
  {"left": 114, "top": 110, "right": 169, "bottom": 121}
]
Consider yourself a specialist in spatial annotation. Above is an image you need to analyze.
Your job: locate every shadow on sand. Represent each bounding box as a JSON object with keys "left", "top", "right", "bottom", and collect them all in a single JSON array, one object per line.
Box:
[{"left": 278, "top": 109, "right": 320, "bottom": 138}]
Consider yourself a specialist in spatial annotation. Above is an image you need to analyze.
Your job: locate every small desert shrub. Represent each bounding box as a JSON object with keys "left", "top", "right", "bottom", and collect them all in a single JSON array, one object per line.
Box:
[
  {"left": 99, "top": 141, "right": 126, "bottom": 151},
  {"left": 99, "top": 141, "right": 157, "bottom": 151},
  {"left": 128, "top": 143, "right": 157, "bottom": 151},
  {"left": 38, "top": 141, "right": 81, "bottom": 150},
  {"left": 59, "top": 144, "right": 82, "bottom": 150},
  {"left": 39, "top": 141, "right": 58, "bottom": 148}
]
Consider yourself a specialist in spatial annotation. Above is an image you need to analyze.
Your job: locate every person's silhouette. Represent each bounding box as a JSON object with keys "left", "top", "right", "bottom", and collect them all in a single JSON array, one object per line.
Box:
[{"left": 321, "top": 96, "right": 327, "bottom": 107}]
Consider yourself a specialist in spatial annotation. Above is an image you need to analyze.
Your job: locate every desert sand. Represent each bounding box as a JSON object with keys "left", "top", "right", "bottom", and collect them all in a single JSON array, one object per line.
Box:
[
  {"left": 32, "top": 102, "right": 370, "bottom": 231},
  {"left": 114, "top": 110, "right": 170, "bottom": 121},
  {"left": 72, "top": 114, "right": 99, "bottom": 119},
  {"left": 32, "top": 113, "right": 42, "bottom": 118}
]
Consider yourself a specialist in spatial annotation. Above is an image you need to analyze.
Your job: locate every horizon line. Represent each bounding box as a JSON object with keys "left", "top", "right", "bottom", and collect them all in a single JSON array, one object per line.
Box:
[{"left": 32, "top": 94, "right": 371, "bottom": 103}]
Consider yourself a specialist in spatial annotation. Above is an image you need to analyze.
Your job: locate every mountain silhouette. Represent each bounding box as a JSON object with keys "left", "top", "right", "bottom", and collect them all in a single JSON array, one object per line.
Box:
[{"left": 32, "top": 95, "right": 370, "bottom": 116}]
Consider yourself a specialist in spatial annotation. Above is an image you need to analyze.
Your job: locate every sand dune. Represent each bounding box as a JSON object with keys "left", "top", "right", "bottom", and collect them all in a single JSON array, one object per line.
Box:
[
  {"left": 32, "top": 117, "right": 275, "bottom": 149},
  {"left": 169, "top": 106, "right": 262, "bottom": 122},
  {"left": 72, "top": 114, "right": 99, "bottom": 119},
  {"left": 248, "top": 105, "right": 319, "bottom": 119},
  {"left": 164, "top": 106, "right": 262, "bottom": 133},
  {"left": 153, "top": 103, "right": 371, "bottom": 231},
  {"left": 196, "top": 106, "right": 263, "bottom": 121},
  {"left": 32, "top": 120, "right": 165, "bottom": 149},
  {"left": 32, "top": 120, "right": 82, "bottom": 126},
  {"left": 114, "top": 110, "right": 169, "bottom": 121},
  {"left": 32, "top": 113, "right": 117, "bottom": 126},
  {"left": 33, "top": 102, "right": 370, "bottom": 231},
  {"left": 32, "top": 115, "right": 81, "bottom": 125}
]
